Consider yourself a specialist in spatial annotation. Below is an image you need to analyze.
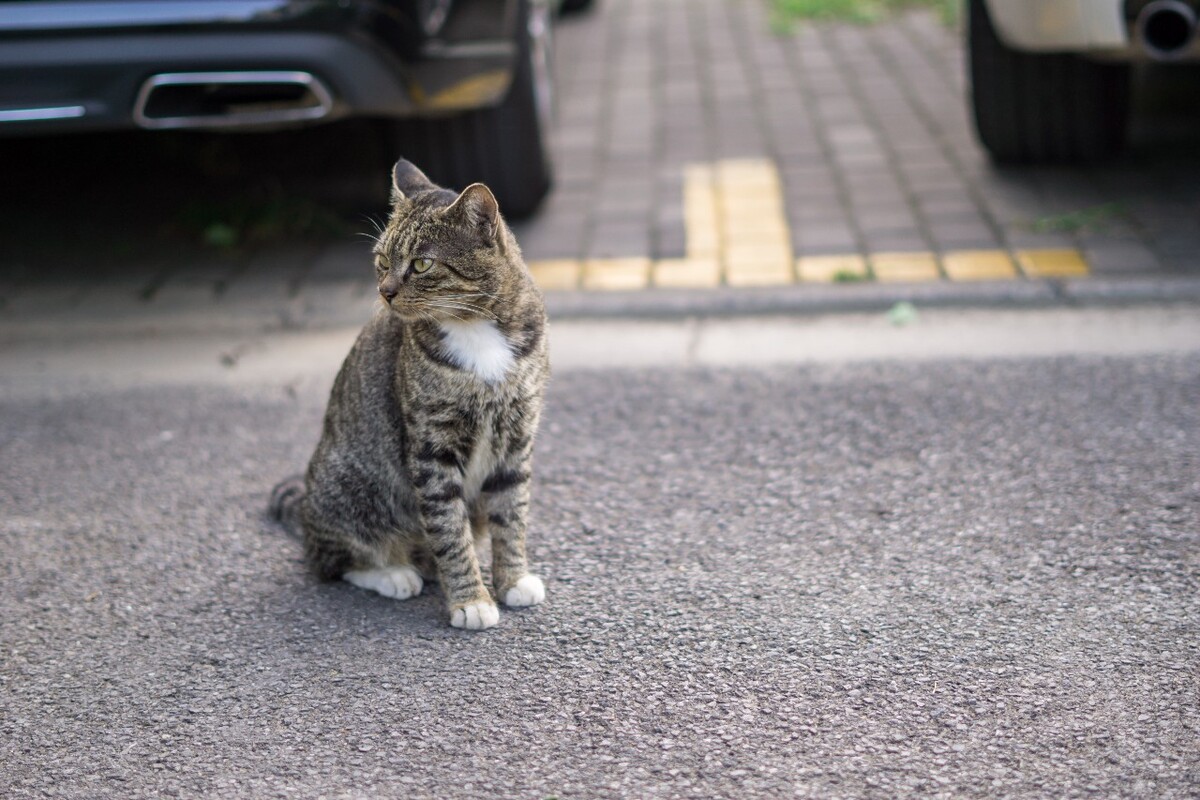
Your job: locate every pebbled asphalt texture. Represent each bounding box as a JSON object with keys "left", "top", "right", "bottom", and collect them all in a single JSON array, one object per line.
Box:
[{"left": 2, "top": 354, "right": 1199, "bottom": 799}]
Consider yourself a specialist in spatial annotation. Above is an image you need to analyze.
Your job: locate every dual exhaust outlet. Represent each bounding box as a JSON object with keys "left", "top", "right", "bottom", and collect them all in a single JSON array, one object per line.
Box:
[
  {"left": 1136, "top": 0, "right": 1199, "bottom": 60},
  {"left": 133, "top": 71, "right": 333, "bottom": 130}
]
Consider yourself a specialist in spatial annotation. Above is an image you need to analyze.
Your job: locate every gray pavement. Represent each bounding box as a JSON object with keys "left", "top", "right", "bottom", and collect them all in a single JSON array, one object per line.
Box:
[
  {"left": 2, "top": 307, "right": 1200, "bottom": 799},
  {"left": 3, "top": 2, "right": 1200, "bottom": 796}
]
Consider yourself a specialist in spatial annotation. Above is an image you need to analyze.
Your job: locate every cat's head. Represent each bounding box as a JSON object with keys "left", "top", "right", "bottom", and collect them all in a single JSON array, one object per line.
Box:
[{"left": 372, "top": 159, "right": 524, "bottom": 323}]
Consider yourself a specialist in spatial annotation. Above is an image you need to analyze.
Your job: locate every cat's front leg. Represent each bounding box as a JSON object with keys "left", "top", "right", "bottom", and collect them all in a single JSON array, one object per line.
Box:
[
  {"left": 414, "top": 470, "right": 498, "bottom": 630},
  {"left": 481, "top": 464, "right": 545, "bottom": 608}
]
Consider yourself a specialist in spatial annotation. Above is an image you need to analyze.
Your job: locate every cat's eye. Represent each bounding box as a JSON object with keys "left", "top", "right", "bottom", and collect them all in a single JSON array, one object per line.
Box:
[{"left": 411, "top": 257, "right": 436, "bottom": 274}]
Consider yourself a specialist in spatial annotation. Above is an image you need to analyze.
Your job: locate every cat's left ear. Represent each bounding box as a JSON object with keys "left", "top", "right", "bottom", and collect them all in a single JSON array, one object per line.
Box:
[
  {"left": 391, "top": 158, "right": 435, "bottom": 203},
  {"left": 446, "top": 183, "right": 500, "bottom": 242}
]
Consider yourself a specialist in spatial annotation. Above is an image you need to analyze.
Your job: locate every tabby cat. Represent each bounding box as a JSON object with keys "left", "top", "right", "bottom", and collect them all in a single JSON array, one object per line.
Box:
[{"left": 270, "top": 159, "right": 549, "bottom": 631}]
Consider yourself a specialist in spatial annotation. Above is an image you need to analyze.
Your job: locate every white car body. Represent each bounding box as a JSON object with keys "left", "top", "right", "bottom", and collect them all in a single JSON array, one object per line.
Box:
[{"left": 984, "top": 0, "right": 1128, "bottom": 51}]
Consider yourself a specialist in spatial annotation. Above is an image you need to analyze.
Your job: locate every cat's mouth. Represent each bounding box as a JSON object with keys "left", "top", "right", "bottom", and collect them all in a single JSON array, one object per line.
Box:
[
  {"left": 384, "top": 296, "right": 474, "bottom": 323},
  {"left": 383, "top": 297, "right": 424, "bottom": 320},
  {"left": 383, "top": 293, "right": 493, "bottom": 324}
]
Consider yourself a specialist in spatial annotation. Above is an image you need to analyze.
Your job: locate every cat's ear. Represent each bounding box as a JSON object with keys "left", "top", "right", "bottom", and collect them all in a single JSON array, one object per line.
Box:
[
  {"left": 391, "top": 158, "right": 435, "bottom": 202},
  {"left": 445, "top": 183, "right": 500, "bottom": 241}
]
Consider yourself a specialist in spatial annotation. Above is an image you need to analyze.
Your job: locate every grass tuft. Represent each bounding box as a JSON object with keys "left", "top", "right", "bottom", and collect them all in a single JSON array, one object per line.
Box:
[
  {"left": 770, "top": 0, "right": 960, "bottom": 34},
  {"left": 1030, "top": 203, "right": 1128, "bottom": 234},
  {"left": 176, "top": 193, "right": 350, "bottom": 251},
  {"left": 832, "top": 268, "right": 868, "bottom": 282}
]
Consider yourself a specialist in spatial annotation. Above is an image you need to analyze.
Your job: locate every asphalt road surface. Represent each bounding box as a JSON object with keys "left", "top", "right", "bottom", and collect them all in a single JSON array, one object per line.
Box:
[{"left": 2, "top": 309, "right": 1198, "bottom": 799}]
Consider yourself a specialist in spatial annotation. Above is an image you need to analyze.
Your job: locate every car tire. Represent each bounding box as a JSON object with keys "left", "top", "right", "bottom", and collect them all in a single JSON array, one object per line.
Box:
[
  {"left": 968, "top": 0, "right": 1131, "bottom": 163},
  {"left": 387, "top": 0, "right": 554, "bottom": 219},
  {"left": 559, "top": 0, "right": 595, "bottom": 13}
]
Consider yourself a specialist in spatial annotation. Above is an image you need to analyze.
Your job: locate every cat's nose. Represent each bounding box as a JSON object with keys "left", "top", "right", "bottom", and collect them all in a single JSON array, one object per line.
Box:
[{"left": 380, "top": 286, "right": 398, "bottom": 303}]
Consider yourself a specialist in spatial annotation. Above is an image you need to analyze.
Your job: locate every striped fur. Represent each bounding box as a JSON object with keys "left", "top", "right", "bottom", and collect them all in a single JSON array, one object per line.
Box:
[{"left": 271, "top": 159, "right": 549, "bottom": 630}]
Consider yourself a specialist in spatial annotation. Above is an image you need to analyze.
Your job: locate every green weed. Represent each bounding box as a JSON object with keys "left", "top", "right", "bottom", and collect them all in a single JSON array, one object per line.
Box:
[
  {"left": 832, "top": 268, "right": 868, "bottom": 282},
  {"left": 770, "top": 0, "right": 960, "bottom": 34},
  {"left": 1030, "top": 203, "right": 1127, "bottom": 234},
  {"left": 177, "top": 193, "right": 350, "bottom": 250},
  {"left": 886, "top": 300, "right": 919, "bottom": 326}
]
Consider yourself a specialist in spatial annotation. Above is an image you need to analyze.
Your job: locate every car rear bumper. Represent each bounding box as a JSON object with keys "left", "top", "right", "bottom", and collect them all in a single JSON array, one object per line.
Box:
[
  {"left": 984, "top": 0, "right": 1200, "bottom": 61},
  {"left": 0, "top": 0, "right": 519, "bottom": 134}
]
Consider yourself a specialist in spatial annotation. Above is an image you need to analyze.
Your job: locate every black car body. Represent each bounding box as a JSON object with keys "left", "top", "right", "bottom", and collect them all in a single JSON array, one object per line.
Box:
[{"left": 0, "top": 0, "right": 554, "bottom": 216}]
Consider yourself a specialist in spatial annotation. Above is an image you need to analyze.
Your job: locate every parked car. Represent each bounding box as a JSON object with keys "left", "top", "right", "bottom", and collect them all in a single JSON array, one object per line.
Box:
[
  {"left": 968, "top": 0, "right": 1199, "bottom": 163},
  {"left": 0, "top": 0, "right": 555, "bottom": 217}
]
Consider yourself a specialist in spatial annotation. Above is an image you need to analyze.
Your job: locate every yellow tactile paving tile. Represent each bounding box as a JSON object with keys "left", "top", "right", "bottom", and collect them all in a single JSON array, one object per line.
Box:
[
  {"left": 1015, "top": 249, "right": 1090, "bottom": 278},
  {"left": 528, "top": 161, "right": 1095, "bottom": 293},
  {"left": 527, "top": 259, "right": 581, "bottom": 291},
  {"left": 685, "top": 198, "right": 720, "bottom": 226},
  {"left": 582, "top": 257, "right": 651, "bottom": 291},
  {"left": 725, "top": 261, "right": 795, "bottom": 286},
  {"left": 653, "top": 258, "right": 721, "bottom": 289},
  {"left": 683, "top": 166, "right": 721, "bottom": 260},
  {"left": 715, "top": 230, "right": 792, "bottom": 255},
  {"left": 712, "top": 158, "right": 795, "bottom": 286},
  {"left": 870, "top": 251, "right": 941, "bottom": 283},
  {"left": 715, "top": 212, "right": 792, "bottom": 235},
  {"left": 797, "top": 254, "right": 870, "bottom": 283},
  {"left": 683, "top": 162, "right": 715, "bottom": 186},
  {"left": 724, "top": 242, "right": 792, "bottom": 264},
  {"left": 686, "top": 228, "right": 721, "bottom": 261},
  {"left": 691, "top": 201, "right": 715, "bottom": 230},
  {"left": 719, "top": 196, "right": 783, "bottom": 223},
  {"left": 725, "top": 264, "right": 795, "bottom": 287},
  {"left": 715, "top": 159, "right": 781, "bottom": 189},
  {"left": 684, "top": 178, "right": 718, "bottom": 207},
  {"left": 684, "top": 171, "right": 717, "bottom": 210},
  {"left": 725, "top": 245, "right": 795, "bottom": 287},
  {"left": 719, "top": 193, "right": 786, "bottom": 216},
  {"left": 942, "top": 250, "right": 1018, "bottom": 281}
]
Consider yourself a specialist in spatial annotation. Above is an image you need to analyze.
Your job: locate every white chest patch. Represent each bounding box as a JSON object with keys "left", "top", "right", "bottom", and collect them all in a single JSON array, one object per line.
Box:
[{"left": 438, "top": 320, "right": 515, "bottom": 384}]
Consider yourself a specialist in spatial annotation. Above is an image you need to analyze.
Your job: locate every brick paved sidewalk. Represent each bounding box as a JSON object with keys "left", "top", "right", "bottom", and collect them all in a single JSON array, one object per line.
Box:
[
  {"left": 2, "top": 0, "right": 1198, "bottom": 322},
  {"left": 513, "top": 0, "right": 1200, "bottom": 292}
]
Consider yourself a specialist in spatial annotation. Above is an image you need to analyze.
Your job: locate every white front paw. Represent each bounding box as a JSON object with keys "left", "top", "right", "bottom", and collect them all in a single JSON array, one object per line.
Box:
[
  {"left": 343, "top": 566, "right": 423, "bottom": 600},
  {"left": 450, "top": 601, "right": 500, "bottom": 630},
  {"left": 504, "top": 574, "right": 545, "bottom": 607}
]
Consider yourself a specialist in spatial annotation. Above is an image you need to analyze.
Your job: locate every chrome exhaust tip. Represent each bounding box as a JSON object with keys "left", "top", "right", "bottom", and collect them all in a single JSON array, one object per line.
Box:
[
  {"left": 133, "top": 71, "right": 333, "bottom": 130},
  {"left": 1136, "top": 0, "right": 1198, "bottom": 60}
]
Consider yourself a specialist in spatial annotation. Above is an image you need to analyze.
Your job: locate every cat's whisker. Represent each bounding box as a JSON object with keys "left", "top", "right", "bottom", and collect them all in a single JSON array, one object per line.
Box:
[
  {"left": 445, "top": 290, "right": 500, "bottom": 301},
  {"left": 429, "top": 297, "right": 498, "bottom": 317},
  {"left": 427, "top": 303, "right": 479, "bottom": 321},
  {"left": 442, "top": 298, "right": 498, "bottom": 311},
  {"left": 431, "top": 303, "right": 498, "bottom": 322},
  {"left": 437, "top": 293, "right": 496, "bottom": 308},
  {"left": 435, "top": 299, "right": 492, "bottom": 313},
  {"left": 428, "top": 306, "right": 470, "bottom": 323},
  {"left": 361, "top": 215, "right": 386, "bottom": 237}
]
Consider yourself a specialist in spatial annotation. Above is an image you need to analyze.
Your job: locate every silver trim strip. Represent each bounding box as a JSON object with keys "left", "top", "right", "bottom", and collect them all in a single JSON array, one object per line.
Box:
[
  {"left": 133, "top": 71, "right": 333, "bottom": 130},
  {"left": 0, "top": 105, "right": 87, "bottom": 123},
  {"left": 0, "top": 1, "right": 291, "bottom": 32}
]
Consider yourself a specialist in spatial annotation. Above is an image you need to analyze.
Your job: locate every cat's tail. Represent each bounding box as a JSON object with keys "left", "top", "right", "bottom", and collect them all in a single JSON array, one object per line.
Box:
[{"left": 268, "top": 475, "right": 305, "bottom": 538}]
